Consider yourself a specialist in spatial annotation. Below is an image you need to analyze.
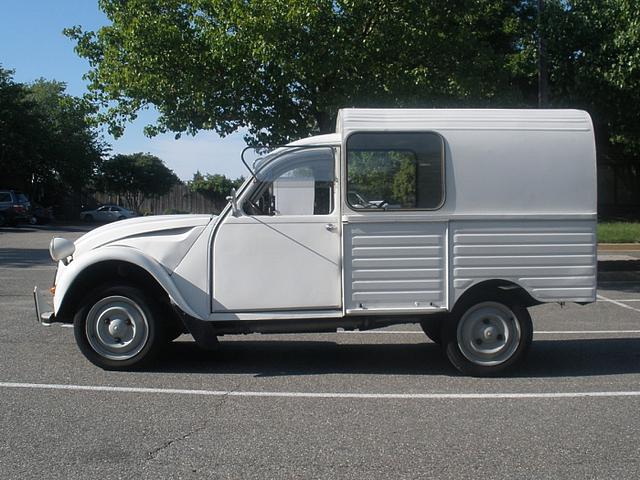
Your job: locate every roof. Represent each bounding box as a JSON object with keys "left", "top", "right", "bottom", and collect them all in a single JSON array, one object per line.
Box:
[
  {"left": 287, "top": 133, "right": 341, "bottom": 146},
  {"left": 336, "top": 108, "right": 592, "bottom": 135}
]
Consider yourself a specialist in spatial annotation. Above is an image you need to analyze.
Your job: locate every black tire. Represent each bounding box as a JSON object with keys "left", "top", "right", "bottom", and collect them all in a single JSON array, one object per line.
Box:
[
  {"left": 442, "top": 294, "right": 533, "bottom": 376},
  {"left": 0, "top": 213, "right": 5, "bottom": 227},
  {"left": 73, "top": 284, "right": 166, "bottom": 370},
  {"left": 420, "top": 316, "right": 444, "bottom": 344},
  {"left": 117, "top": 215, "right": 125, "bottom": 220},
  {"left": 84, "top": 214, "right": 93, "bottom": 222}
]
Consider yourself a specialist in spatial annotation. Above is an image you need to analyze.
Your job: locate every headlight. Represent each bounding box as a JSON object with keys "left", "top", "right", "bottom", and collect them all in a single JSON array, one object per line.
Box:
[{"left": 49, "top": 237, "right": 75, "bottom": 263}]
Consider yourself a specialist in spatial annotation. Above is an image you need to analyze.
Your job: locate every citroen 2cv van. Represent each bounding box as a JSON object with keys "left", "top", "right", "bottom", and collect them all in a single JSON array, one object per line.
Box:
[{"left": 36, "top": 109, "right": 597, "bottom": 376}]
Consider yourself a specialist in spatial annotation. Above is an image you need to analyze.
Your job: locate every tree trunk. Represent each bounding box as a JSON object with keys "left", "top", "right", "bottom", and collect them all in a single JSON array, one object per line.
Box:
[{"left": 314, "top": 110, "right": 335, "bottom": 135}]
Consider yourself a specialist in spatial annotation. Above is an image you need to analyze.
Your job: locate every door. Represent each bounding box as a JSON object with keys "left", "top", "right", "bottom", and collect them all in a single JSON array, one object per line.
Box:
[
  {"left": 212, "top": 146, "right": 342, "bottom": 312},
  {"left": 342, "top": 131, "right": 448, "bottom": 314}
]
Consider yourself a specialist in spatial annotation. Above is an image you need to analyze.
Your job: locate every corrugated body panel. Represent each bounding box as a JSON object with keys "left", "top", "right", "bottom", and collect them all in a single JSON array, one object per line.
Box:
[
  {"left": 344, "top": 222, "right": 447, "bottom": 311},
  {"left": 451, "top": 220, "right": 597, "bottom": 303},
  {"left": 337, "top": 109, "right": 591, "bottom": 134}
]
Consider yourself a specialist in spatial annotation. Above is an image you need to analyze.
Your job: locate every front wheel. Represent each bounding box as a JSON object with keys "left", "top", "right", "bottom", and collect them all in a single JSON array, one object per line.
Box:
[
  {"left": 442, "top": 297, "right": 532, "bottom": 376},
  {"left": 73, "top": 285, "right": 165, "bottom": 370}
]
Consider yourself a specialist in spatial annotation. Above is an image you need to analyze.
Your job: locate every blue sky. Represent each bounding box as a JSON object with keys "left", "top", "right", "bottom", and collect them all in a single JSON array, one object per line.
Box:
[{"left": 0, "top": 0, "right": 248, "bottom": 180}]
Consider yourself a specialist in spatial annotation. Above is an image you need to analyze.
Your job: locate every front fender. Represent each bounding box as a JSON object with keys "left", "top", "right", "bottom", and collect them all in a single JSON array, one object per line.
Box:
[{"left": 54, "top": 245, "right": 202, "bottom": 319}]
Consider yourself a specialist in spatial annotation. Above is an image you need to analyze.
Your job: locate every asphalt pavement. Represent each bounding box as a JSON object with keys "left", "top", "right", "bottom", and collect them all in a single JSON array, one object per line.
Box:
[{"left": 1, "top": 224, "right": 640, "bottom": 479}]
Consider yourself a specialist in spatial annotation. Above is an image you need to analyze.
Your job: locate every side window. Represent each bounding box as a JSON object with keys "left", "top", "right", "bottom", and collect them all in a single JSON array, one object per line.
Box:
[
  {"left": 346, "top": 132, "right": 444, "bottom": 210},
  {"left": 0, "top": 192, "right": 12, "bottom": 203},
  {"left": 244, "top": 147, "right": 335, "bottom": 216}
]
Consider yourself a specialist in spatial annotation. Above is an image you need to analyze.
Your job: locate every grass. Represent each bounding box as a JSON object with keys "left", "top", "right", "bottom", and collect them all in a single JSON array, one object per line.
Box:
[{"left": 598, "top": 222, "right": 640, "bottom": 243}]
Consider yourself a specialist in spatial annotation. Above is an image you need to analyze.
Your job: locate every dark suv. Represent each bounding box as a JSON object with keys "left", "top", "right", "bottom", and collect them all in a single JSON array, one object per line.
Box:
[{"left": 0, "top": 190, "right": 32, "bottom": 227}]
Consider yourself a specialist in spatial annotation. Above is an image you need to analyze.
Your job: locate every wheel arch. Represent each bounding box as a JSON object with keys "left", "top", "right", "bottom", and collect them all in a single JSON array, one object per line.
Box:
[
  {"left": 54, "top": 247, "right": 200, "bottom": 322},
  {"left": 452, "top": 279, "right": 539, "bottom": 313}
]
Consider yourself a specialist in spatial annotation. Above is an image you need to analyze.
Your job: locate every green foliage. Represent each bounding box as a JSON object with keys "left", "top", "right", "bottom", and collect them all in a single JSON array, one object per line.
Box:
[
  {"left": 65, "top": 0, "right": 529, "bottom": 145},
  {"left": 540, "top": 0, "right": 640, "bottom": 162},
  {"left": 188, "top": 171, "right": 244, "bottom": 202},
  {"left": 598, "top": 222, "right": 640, "bottom": 243},
  {"left": 0, "top": 67, "right": 49, "bottom": 191},
  {"left": 0, "top": 66, "right": 106, "bottom": 204},
  {"left": 392, "top": 157, "right": 417, "bottom": 207},
  {"left": 63, "top": 0, "right": 640, "bottom": 180},
  {"left": 348, "top": 151, "right": 416, "bottom": 207},
  {"left": 97, "top": 152, "right": 180, "bottom": 211}
]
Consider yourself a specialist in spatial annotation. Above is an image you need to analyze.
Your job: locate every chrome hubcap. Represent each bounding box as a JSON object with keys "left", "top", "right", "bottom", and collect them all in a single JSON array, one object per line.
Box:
[
  {"left": 85, "top": 296, "right": 149, "bottom": 361},
  {"left": 457, "top": 302, "right": 521, "bottom": 366}
]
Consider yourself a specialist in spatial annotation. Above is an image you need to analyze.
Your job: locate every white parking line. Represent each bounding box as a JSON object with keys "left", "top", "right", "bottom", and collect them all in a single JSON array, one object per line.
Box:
[
  {"left": 597, "top": 294, "right": 640, "bottom": 313},
  {"left": 1, "top": 382, "right": 640, "bottom": 400},
  {"left": 336, "top": 330, "right": 640, "bottom": 335}
]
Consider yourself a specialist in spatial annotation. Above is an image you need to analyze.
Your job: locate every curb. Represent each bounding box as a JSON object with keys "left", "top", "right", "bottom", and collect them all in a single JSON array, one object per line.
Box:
[{"left": 598, "top": 243, "right": 640, "bottom": 252}]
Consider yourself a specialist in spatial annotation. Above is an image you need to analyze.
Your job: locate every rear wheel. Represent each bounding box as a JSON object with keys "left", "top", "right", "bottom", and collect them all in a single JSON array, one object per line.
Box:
[
  {"left": 84, "top": 214, "right": 93, "bottom": 222},
  {"left": 442, "top": 296, "right": 532, "bottom": 376},
  {"left": 73, "top": 285, "right": 166, "bottom": 370}
]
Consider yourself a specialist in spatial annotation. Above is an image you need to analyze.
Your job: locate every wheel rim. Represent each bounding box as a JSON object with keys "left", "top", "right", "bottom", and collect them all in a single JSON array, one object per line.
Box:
[
  {"left": 456, "top": 302, "right": 521, "bottom": 366},
  {"left": 85, "top": 295, "right": 150, "bottom": 361}
]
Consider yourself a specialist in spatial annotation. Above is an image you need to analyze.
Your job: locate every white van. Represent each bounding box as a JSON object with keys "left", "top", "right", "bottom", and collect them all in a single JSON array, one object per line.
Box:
[{"left": 37, "top": 109, "right": 597, "bottom": 376}]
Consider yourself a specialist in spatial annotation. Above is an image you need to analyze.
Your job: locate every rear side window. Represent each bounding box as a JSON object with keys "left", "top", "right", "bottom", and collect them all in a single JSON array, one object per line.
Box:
[
  {"left": 0, "top": 192, "right": 12, "bottom": 202},
  {"left": 346, "top": 132, "right": 444, "bottom": 210}
]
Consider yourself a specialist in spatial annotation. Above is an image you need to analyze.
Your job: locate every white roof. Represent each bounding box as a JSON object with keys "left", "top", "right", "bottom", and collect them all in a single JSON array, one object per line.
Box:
[
  {"left": 336, "top": 108, "right": 592, "bottom": 135},
  {"left": 288, "top": 133, "right": 341, "bottom": 146}
]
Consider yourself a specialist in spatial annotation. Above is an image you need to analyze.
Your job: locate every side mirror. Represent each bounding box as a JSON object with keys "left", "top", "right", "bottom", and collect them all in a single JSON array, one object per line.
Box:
[{"left": 225, "top": 188, "right": 240, "bottom": 217}]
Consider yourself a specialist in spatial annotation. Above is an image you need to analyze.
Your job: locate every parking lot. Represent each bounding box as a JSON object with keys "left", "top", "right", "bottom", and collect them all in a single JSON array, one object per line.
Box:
[{"left": 1, "top": 225, "right": 640, "bottom": 479}]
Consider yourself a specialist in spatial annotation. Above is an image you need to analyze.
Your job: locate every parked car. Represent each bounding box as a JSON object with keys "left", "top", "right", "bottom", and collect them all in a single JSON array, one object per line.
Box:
[
  {"left": 35, "top": 108, "right": 597, "bottom": 376},
  {"left": 80, "top": 205, "right": 136, "bottom": 222},
  {"left": 0, "top": 189, "right": 33, "bottom": 226}
]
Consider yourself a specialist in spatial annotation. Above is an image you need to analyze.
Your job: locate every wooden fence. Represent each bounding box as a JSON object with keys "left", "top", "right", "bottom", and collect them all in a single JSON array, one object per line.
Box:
[{"left": 94, "top": 184, "right": 227, "bottom": 215}]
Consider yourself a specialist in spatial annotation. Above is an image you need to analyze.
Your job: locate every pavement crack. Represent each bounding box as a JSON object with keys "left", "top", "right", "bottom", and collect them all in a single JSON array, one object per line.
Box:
[
  {"left": 146, "top": 422, "right": 209, "bottom": 461},
  {"left": 145, "top": 384, "right": 239, "bottom": 461}
]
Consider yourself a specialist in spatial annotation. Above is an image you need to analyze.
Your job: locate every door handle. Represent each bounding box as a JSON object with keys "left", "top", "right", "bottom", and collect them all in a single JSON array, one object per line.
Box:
[{"left": 325, "top": 223, "right": 337, "bottom": 231}]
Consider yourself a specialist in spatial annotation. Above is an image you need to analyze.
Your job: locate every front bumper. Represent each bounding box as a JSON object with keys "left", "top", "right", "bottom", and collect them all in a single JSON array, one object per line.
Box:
[{"left": 33, "top": 286, "right": 55, "bottom": 325}]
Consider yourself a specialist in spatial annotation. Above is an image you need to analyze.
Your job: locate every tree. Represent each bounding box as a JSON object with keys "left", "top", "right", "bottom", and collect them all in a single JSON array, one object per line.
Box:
[
  {"left": 27, "top": 79, "right": 106, "bottom": 193},
  {"left": 540, "top": 0, "right": 640, "bottom": 162},
  {"left": 188, "top": 172, "right": 244, "bottom": 203},
  {"left": 65, "top": 0, "right": 530, "bottom": 145},
  {"left": 0, "top": 67, "right": 106, "bottom": 205},
  {"left": 0, "top": 67, "right": 50, "bottom": 191},
  {"left": 97, "top": 153, "right": 180, "bottom": 211}
]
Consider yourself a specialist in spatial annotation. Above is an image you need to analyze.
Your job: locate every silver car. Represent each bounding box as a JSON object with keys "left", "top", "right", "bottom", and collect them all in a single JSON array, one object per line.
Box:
[{"left": 80, "top": 205, "right": 136, "bottom": 222}]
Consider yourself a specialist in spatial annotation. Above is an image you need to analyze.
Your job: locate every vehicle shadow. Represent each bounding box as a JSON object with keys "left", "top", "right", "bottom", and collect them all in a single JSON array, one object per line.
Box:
[
  {"left": 153, "top": 340, "right": 452, "bottom": 376},
  {"left": 149, "top": 337, "right": 640, "bottom": 378}
]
